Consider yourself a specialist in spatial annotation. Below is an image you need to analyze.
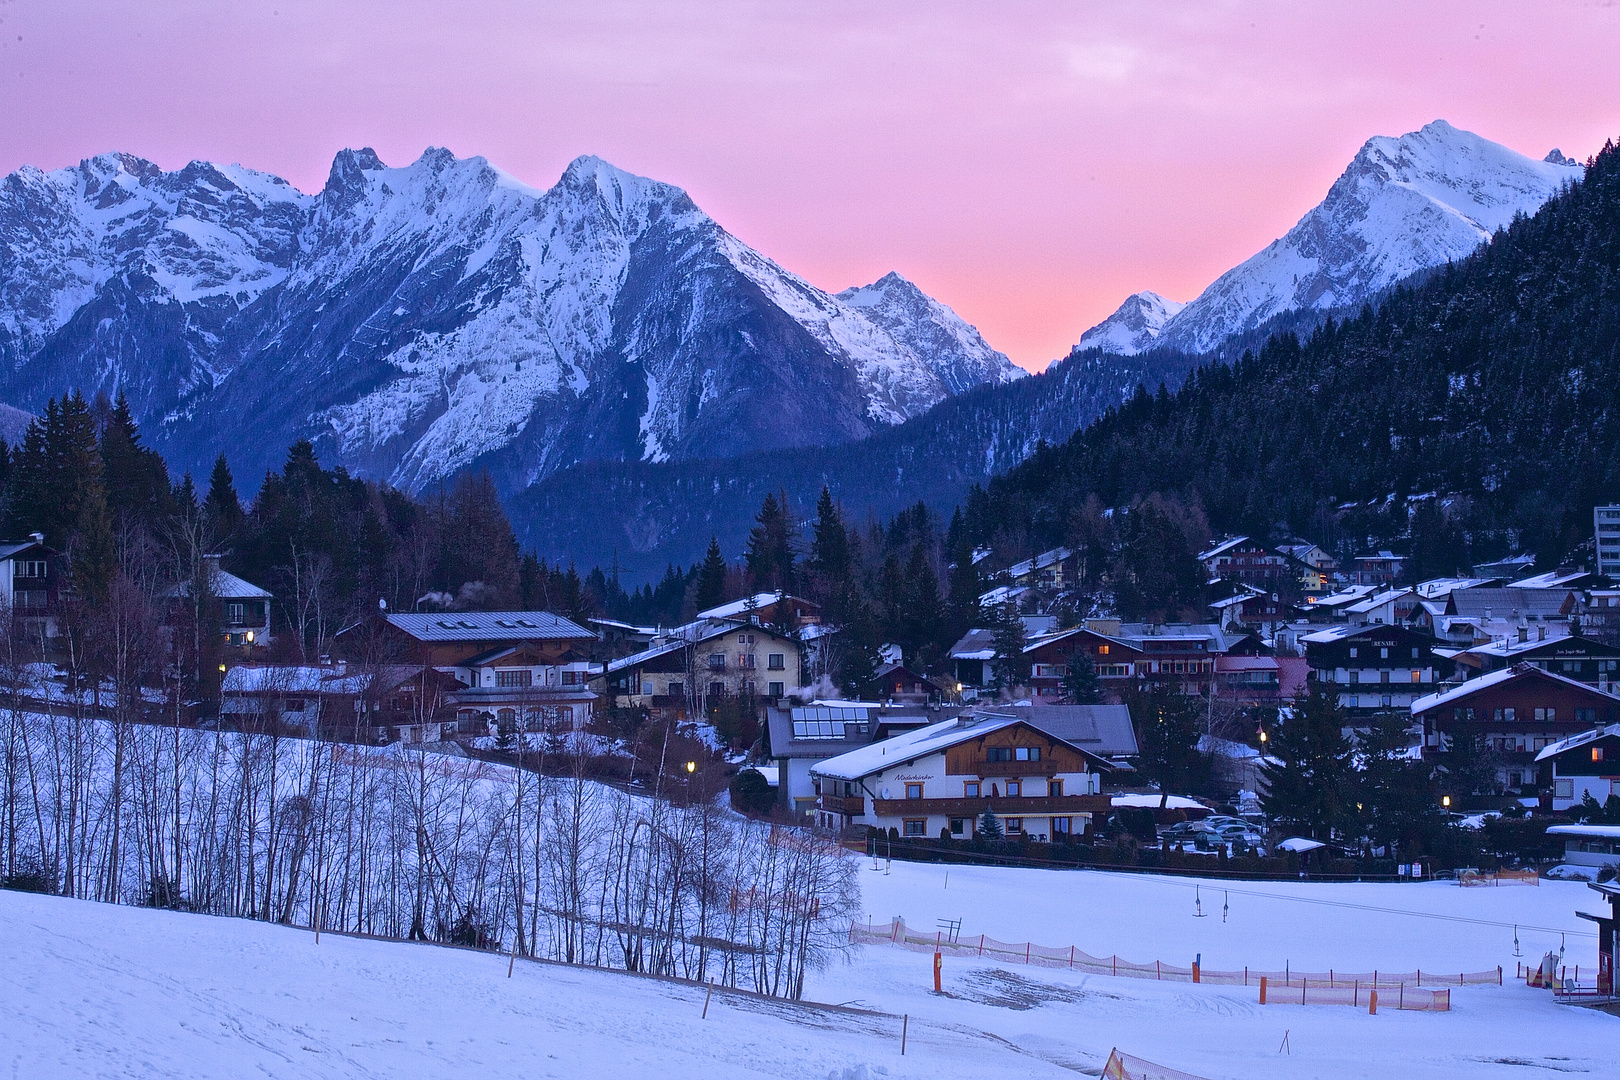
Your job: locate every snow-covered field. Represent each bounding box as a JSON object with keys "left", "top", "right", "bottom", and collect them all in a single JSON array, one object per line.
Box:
[{"left": 3, "top": 862, "right": 1615, "bottom": 1079}]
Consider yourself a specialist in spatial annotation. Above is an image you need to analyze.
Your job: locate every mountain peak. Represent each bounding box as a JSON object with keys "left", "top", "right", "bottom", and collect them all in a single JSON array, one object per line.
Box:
[
  {"left": 323, "top": 147, "right": 385, "bottom": 197},
  {"left": 1074, "top": 291, "right": 1185, "bottom": 355}
]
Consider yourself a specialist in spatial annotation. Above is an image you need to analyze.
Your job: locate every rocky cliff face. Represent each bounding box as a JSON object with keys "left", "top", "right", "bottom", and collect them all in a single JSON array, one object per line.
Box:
[{"left": 0, "top": 149, "right": 1018, "bottom": 491}]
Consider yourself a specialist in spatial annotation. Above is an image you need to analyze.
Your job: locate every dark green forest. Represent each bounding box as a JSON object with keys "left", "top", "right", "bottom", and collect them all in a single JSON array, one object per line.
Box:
[{"left": 962, "top": 139, "right": 1620, "bottom": 574}]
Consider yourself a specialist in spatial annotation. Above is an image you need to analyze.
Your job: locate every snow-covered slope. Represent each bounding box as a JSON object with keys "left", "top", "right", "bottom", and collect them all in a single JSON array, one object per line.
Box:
[
  {"left": 838, "top": 272, "right": 1026, "bottom": 394},
  {"left": 0, "top": 150, "right": 1013, "bottom": 492},
  {"left": 1089, "top": 121, "right": 1582, "bottom": 357},
  {"left": 1074, "top": 291, "right": 1185, "bottom": 355}
]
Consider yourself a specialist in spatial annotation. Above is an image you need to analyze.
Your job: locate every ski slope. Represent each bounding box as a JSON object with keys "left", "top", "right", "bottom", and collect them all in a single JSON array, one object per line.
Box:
[{"left": 2, "top": 862, "right": 1615, "bottom": 1078}]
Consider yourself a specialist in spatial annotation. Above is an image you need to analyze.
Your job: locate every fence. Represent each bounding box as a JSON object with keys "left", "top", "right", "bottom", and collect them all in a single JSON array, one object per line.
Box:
[
  {"left": 1459, "top": 869, "right": 1539, "bottom": 887},
  {"left": 1103, "top": 1048, "right": 1212, "bottom": 1080},
  {"left": 852, "top": 919, "right": 1492, "bottom": 1007},
  {"left": 1261, "top": 980, "right": 1450, "bottom": 1010}
]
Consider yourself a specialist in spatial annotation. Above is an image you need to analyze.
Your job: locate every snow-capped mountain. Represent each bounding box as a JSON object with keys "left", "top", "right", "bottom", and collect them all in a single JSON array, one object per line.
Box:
[
  {"left": 1073, "top": 291, "right": 1185, "bottom": 355},
  {"left": 837, "top": 272, "right": 1024, "bottom": 394},
  {"left": 1087, "top": 121, "right": 1582, "bottom": 356},
  {"left": 0, "top": 149, "right": 1014, "bottom": 492}
]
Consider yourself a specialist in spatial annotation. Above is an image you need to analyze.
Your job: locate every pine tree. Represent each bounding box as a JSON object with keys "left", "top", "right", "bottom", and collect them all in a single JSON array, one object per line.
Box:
[
  {"left": 1061, "top": 652, "right": 1103, "bottom": 704},
  {"left": 807, "top": 487, "right": 854, "bottom": 621},
  {"left": 745, "top": 491, "right": 795, "bottom": 594},
  {"left": 1261, "top": 684, "right": 1355, "bottom": 840},
  {"left": 978, "top": 809, "right": 1003, "bottom": 839},
  {"left": 203, "top": 455, "right": 244, "bottom": 542},
  {"left": 696, "top": 538, "right": 727, "bottom": 611},
  {"left": 1358, "top": 710, "right": 1440, "bottom": 859},
  {"left": 99, "top": 392, "right": 171, "bottom": 527},
  {"left": 1127, "top": 680, "right": 1210, "bottom": 795},
  {"left": 988, "top": 603, "right": 1026, "bottom": 691},
  {"left": 900, "top": 543, "right": 942, "bottom": 668}
]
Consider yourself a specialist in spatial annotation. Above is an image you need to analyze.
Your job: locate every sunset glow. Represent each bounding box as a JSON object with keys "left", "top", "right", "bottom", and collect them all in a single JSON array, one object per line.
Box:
[{"left": 2, "top": 1, "right": 1615, "bottom": 369}]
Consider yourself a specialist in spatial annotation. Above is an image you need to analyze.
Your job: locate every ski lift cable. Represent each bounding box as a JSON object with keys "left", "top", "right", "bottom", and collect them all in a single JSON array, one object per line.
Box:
[{"left": 1087, "top": 869, "right": 1596, "bottom": 938}]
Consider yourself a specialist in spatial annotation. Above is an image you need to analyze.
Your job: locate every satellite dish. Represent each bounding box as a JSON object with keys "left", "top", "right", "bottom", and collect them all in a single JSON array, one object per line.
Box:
[
  {"left": 379, "top": 598, "right": 388, "bottom": 611},
  {"left": 880, "top": 787, "right": 891, "bottom": 799}
]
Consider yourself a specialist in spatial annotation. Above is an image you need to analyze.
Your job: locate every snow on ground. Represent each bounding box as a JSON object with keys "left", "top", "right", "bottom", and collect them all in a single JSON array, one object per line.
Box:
[
  {"left": 3, "top": 862, "right": 1617, "bottom": 1079},
  {"left": 814, "top": 861, "right": 1616, "bottom": 1079}
]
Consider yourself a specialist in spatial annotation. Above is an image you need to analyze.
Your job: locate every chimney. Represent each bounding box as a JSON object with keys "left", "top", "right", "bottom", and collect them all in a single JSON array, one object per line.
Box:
[
  {"left": 28, "top": 532, "right": 42, "bottom": 544},
  {"left": 1538, "top": 625, "right": 1547, "bottom": 641},
  {"left": 1518, "top": 626, "right": 1528, "bottom": 643}
]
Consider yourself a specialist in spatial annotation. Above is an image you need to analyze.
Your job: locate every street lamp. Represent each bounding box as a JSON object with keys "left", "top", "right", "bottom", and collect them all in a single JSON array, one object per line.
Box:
[
  {"left": 1441, "top": 794, "right": 1452, "bottom": 809},
  {"left": 685, "top": 760, "right": 696, "bottom": 775}
]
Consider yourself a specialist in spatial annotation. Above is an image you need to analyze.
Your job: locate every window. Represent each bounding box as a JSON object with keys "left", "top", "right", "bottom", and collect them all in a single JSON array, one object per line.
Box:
[
  {"left": 905, "top": 783, "right": 924, "bottom": 800},
  {"left": 1006, "top": 781, "right": 1021, "bottom": 798},
  {"left": 284, "top": 698, "right": 305, "bottom": 712},
  {"left": 1014, "top": 746, "right": 1041, "bottom": 762},
  {"left": 738, "top": 633, "right": 755, "bottom": 645},
  {"left": 1349, "top": 670, "right": 1360, "bottom": 684},
  {"left": 1596, "top": 747, "right": 1607, "bottom": 763},
  {"left": 497, "top": 708, "right": 516, "bottom": 724},
  {"left": 1098, "top": 664, "right": 1130, "bottom": 677},
  {"left": 707, "top": 654, "right": 727, "bottom": 671},
  {"left": 14, "top": 559, "right": 45, "bottom": 579},
  {"left": 903, "top": 819, "right": 926, "bottom": 837},
  {"left": 1349, "top": 647, "right": 1358, "bottom": 658},
  {"left": 963, "top": 782, "right": 980, "bottom": 798},
  {"left": 496, "top": 669, "right": 533, "bottom": 688},
  {"left": 668, "top": 681, "right": 684, "bottom": 698},
  {"left": 1033, "top": 664, "right": 1065, "bottom": 678},
  {"left": 1412, "top": 647, "right": 1420, "bottom": 658},
  {"left": 708, "top": 681, "right": 725, "bottom": 699},
  {"left": 1005, "top": 818, "right": 1023, "bottom": 834},
  {"left": 225, "top": 601, "right": 246, "bottom": 624},
  {"left": 1048, "top": 780, "right": 1063, "bottom": 797},
  {"left": 1380, "top": 670, "right": 1390, "bottom": 685},
  {"left": 1576, "top": 708, "right": 1598, "bottom": 723},
  {"left": 561, "top": 670, "right": 580, "bottom": 686},
  {"left": 1097, "top": 645, "right": 1110, "bottom": 656},
  {"left": 738, "top": 653, "right": 756, "bottom": 669},
  {"left": 1546, "top": 708, "right": 1556, "bottom": 721},
  {"left": 1411, "top": 670, "right": 1421, "bottom": 683},
  {"left": 987, "top": 747, "right": 1013, "bottom": 763},
  {"left": 1051, "top": 816, "right": 1072, "bottom": 834},
  {"left": 768, "top": 682, "right": 785, "bottom": 698},
  {"left": 950, "top": 817, "right": 966, "bottom": 836},
  {"left": 1380, "top": 647, "right": 1389, "bottom": 659},
  {"left": 767, "top": 653, "right": 785, "bottom": 670},
  {"left": 1453, "top": 707, "right": 1475, "bottom": 721}
]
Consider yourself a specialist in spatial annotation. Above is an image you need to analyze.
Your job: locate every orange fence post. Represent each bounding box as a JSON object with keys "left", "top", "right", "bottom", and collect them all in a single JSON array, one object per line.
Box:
[
  {"left": 1260, "top": 975, "right": 1268, "bottom": 1005},
  {"left": 1369, "top": 989, "right": 1378, "bottom": 1015},
  {"left": 933, "top": 951, "right": 942, "bottom": 993},
  {"left": 1193, "top": 962, "right": 1200, "bottom": 984}
]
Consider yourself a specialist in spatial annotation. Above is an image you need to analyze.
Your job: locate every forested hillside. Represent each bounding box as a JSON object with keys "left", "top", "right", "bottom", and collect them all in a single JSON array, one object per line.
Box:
[
  {"left": 510, "top": 340, "right": 1202, "bottom": 578},
  {"left": 960, "top": 140, "right": 1620, "bottom": 571}
]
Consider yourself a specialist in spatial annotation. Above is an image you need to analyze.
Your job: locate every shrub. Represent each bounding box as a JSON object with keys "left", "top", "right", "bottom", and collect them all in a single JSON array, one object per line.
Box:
[{"left": 728, "top": 769, "right": 777, "bottom": 816}]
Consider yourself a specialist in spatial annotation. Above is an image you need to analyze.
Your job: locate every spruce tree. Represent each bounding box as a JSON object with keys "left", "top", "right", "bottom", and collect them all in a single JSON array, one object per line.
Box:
[
  {"left": 745, "top": 491, "right": 795, "bottom": 594},
  {"left": 1061, "top": 652, "right": 1103, "bottom": 704},
  {"left": 203, "top": 455, "right": 244, "bottom": 542},
  {"left": 1261, "top": 684, "right": 1355, "bottom": 840},
  {"left": 696, "top": 538, "right": 727, "bottom": 611}
]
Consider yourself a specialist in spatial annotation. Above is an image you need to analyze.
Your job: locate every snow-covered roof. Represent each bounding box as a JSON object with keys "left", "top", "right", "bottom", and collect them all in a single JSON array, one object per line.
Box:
[
  {"left": 1111, "top": 793, "right": 1206, "bottom": 809},
  {"left": 165, "top": 561, "right": 273, "bottom": 600},
  {"left": 1534, "top": 724, "right": 1620, "bottom": 762},
  {"left": 1507, "top": 570, "right": 1591, "bottom": 590},
  {"left": 1464, "top": 631, "right": 1572, "bottom": 660},
  {"left": 693, "top": 593, "right": 815, "bottom": 621},
  {"left": 1343, "top": 587, "right": 1417, "bottom": 614},
  {"left": 1007, "top": 547, "right": 1074, "bottom": 578},
  {"left": 223, "top": 665, "right": 366, "bottom": 695},
  {"left": 1313, "top": 585, "right": 1380, "bottom": 608},
  {"left": 1412, "top": 665, "right": 1618, "bottom": 714},
  {"left": 1546, "top": 824, "right": 1620, "bottom": 839},
  {"left": 950, "top": 628, "right": 998, "bottom": 660},
  {"left": 1197, "top": 536, "right": 1250, "bottom": 562},
  {"left": 811, "top": 713, "right": 1113, "bottom": 783},
  {"left": 387, "top": 611, "right": 593, "bottom": 642},
  {"left": 1414, "top": 577, "right": 1496, "bottom": 599}
]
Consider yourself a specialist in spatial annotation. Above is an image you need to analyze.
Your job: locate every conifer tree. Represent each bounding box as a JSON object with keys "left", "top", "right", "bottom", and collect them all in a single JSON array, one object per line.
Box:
[
  {"left": 1262, "top": 685, "right": 1355, "bottom": 840},
  {"left": 696, "top": 538, "right": 727, "bottom": 611},
  {"left": 1061, "top": 652, "right": 1103, "bottom": 704},
  {"left": 745, "top": 490, "right": 795, "bottom": 594},
  {"left": 203, "top": 455, "right": 244, "bottom": 542}
]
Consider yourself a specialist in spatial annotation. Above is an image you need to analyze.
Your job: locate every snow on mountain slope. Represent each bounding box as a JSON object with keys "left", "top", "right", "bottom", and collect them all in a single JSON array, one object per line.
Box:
[
  {"left": 838, "top": 272, "right": 1026, "bottom": 394},
  {"left": 0, "top": 154, "right": 308, "bottom": 406},
  {"left": 1073, "top": 291, "right": 1185, "bottom": 355},
  {"left": 1152, "top": 120, "right": 1582, "bottom": 355},
  {"left": 0, "top": 150, "right": 1014, "bottom": 494}
]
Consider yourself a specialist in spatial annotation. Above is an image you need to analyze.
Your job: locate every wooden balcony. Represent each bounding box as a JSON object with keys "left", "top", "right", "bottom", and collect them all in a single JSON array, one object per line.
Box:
[
  {"left": 819, "top": 793, "right": 867, "bottom": 815},
  {"left": 972, "top": 759, "right": 1060, "bottom": 778},
  {"left": 872, "top": 794, "right": 1110, "bottom": 817}
]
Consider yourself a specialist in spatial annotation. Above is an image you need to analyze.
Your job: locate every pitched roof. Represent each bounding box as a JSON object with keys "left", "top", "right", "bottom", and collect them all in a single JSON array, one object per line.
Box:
[
  {"left": 950, "top": 628, "right": 999, "bottom": 660},
  {"left": 385, "top": 611, "right": 593, "bottom": 642},
  {"left": 694, "top": 593, "right": 817, "bottom": 621},
  {"left": 1447, "top": 587, "right": 1574, "bottom": 619},
  {"left": 1411, "top": 664, "right": 1620, "bottom": 715},
  {"left": 1197, "top": 536, "right": 1250, "bottom": 562},
  {"left": 972, "top": 704, "right": 1139, "bottom": 758},
  {"left": 1507, "top": 570, "right": 1594, "bottom": 590},
  {"left": 808, "top": 714, "right": 1025, "bottom": 782},
  {"left": 1534, "top": 723, "right": 1620, "bottom": 762},
  {"left": 1007, "top": 547, "right": 1074, "bottom": 578}
]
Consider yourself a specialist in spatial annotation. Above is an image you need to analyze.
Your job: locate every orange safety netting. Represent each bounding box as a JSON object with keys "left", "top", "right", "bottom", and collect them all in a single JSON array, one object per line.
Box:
[
  {"left": 1459, "top": 868, "right": 1539, "bottom": 886},
  {"left": 852, "top": 919, "right": 1488, "bottom": 1007},
  {"left": 1102, "top": 1048, "right": 1214, "bottom": 1080}
]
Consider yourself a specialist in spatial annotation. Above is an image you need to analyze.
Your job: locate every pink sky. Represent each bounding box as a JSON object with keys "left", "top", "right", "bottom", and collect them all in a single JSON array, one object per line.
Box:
[{"left": 1, "top": 1, "right": 1616, "bottom": 369}]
